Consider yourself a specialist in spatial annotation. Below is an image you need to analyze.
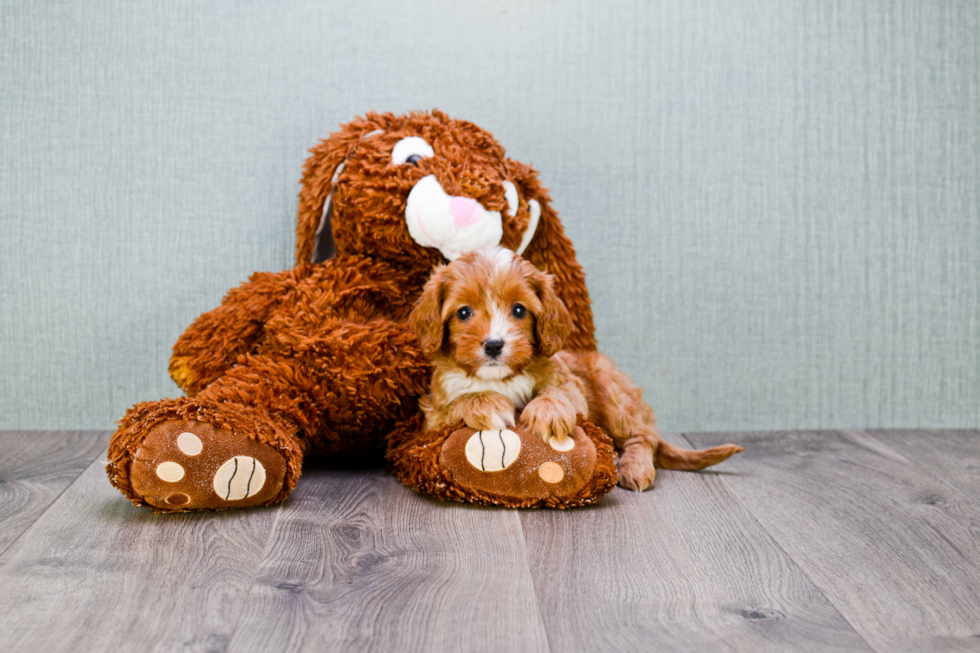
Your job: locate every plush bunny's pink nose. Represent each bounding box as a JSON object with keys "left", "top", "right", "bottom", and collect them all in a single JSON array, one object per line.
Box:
[{"left": 450, "top": 197, "right": 484, "bottom": 228}]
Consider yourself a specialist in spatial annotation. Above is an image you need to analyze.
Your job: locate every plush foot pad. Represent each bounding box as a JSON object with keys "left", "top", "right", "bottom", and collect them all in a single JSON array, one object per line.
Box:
[
  {"left": 129, "top": 419, "right": 287, "bottom": 511},
  {"left": 439, "top": 425, "right": 598, "bottom": 502}
]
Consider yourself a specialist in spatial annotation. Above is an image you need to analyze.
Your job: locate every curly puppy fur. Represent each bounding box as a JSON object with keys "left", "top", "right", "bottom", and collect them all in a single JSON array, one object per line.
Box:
[
  {"left": 411, "top": 248, "right": 743, "bottom": 491},
  {"left": 107, "top": 110, "right": 603, "bottom": 510}
]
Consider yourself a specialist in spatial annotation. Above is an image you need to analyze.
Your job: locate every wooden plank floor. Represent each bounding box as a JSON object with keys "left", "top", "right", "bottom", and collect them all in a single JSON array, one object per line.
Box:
[{"left": 0, "top": 430, "right": 977, "bottom": 652}]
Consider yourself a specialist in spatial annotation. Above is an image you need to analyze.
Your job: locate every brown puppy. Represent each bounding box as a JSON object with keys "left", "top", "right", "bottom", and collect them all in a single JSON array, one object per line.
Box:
[{"left": 410, "top": 247, "right": 742, "bottom": 491}]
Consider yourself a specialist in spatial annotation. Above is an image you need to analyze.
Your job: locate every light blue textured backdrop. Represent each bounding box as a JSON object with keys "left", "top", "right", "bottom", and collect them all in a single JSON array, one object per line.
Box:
[{"left": 1, "top": 0, "right": 978, "bottom": 432}]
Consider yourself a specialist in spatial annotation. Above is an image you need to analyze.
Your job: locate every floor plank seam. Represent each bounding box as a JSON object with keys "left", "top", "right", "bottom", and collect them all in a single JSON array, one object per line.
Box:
[
  {"left": 845, "top": 429, "right": 980, "bottom": 584},
  {"left": 514, "top": 511, "right": 556, "bottom": 653},
  {"left": 224, "top": 501, "right": 287, "bottom": 652},
  {"left": 0, "top": 451, "right": 107, "bottom": 562},
  {"left": 679, "top": 432, "right": 881, "bottom": 653},
  {"left": 849, "top": 429, "right": 980, "bottom": 514}
]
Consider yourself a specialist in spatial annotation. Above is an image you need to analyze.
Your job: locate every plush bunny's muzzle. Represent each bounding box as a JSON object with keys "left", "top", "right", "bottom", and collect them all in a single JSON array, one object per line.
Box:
[{"left": 405, "top": 175, "right": 539, "bottom": 261}]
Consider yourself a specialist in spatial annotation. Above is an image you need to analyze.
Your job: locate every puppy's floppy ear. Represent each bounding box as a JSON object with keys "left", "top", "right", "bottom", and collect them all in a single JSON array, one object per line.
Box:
[
  {"left": 530, "top": 266, "right": 572, "bottom": 357},
  {"left": 410, "top": 265, "right": 451, "bottom": 355}
]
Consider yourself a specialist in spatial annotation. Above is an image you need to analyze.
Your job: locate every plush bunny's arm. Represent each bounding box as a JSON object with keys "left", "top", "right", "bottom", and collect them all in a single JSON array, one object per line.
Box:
[{"left": 169, "top": 266, "right": 313, "bottom": 395}]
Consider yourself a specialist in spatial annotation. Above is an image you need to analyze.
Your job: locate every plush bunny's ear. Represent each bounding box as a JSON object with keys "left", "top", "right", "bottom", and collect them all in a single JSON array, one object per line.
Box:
[
  {"left": 409, "top": 265, "right": 451, "bottom": 355},
  {"left": 310, "top": 162, "right": 344, "bottom": 262},
  {"left": 529, "top": 266, "right": 572, "bottom": 357},
  {"left": 296, "top": 120, "right": 385, "bottom": 265},
  {"left": 504, "top": 159, "right": 596, "bottom": 352}
]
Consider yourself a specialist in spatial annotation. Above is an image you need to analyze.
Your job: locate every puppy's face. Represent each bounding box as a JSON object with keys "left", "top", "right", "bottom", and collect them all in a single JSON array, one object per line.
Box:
[{"left": 410, "top": 248, "right": 572, "bottom": 380}]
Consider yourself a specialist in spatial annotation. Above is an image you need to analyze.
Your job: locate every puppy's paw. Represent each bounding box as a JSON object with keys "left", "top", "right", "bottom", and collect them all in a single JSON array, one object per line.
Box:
[
  {"left": 618, "top": 445, "right": 656, "bottom": 491},
  {"left": 463, "top": 395, "right": 516, "bottom": 432},
  {"left": 520, "top": 395, "right": 576, "bottom": 445}
]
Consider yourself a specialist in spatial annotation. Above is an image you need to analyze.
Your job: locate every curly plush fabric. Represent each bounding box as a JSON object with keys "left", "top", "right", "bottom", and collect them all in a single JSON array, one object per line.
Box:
[{"left": 106, "top": 110, "right": 611, "bottom": 511}]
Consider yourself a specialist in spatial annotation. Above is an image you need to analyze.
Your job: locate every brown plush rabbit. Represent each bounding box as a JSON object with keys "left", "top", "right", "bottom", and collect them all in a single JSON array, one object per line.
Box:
[{"left": 107, "top": 110, "right": 617, "bottom": 511}]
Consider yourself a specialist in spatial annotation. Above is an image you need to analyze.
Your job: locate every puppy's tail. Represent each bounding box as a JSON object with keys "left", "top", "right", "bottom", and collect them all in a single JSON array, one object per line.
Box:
[{"left": 654, "top": 440, "right": 743, "bottom": 471}]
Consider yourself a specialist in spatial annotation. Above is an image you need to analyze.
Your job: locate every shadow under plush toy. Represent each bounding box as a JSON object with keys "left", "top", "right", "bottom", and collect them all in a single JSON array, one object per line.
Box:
[{"left": 107, "top": 110, "right": 739, "bottom": 512}]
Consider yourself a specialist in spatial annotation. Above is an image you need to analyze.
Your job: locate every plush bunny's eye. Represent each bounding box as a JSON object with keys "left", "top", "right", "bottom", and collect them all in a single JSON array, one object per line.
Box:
[{"left": 392, "top": 137, "right": 434, "bottom": 165}]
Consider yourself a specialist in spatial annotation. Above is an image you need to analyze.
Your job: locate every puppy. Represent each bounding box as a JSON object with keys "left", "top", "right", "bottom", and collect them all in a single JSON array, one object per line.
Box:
[{"left": 410, "top": 247, "right": 742, "bottom": 491}]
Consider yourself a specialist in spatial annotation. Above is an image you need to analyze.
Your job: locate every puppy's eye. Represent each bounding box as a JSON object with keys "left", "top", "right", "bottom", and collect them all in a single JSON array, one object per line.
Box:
[
  {"left": 511, "top": 304, "right": 527, "bottom": 319},
  {"left": 391, "top": 136, "right": 434, "bottom": 165},
  {"left": 456, "top": 306, "right": 472, "bottom": 321}
]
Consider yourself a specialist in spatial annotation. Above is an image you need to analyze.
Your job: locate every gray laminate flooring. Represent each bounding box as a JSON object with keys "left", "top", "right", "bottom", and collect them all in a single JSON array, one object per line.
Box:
[{"left": 0, "top": 429, "right": 977, "bottom": 652}]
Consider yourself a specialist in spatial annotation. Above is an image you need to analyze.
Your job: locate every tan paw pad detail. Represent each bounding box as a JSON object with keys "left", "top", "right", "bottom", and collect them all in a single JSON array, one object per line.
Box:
[
  {"left": 213, "top": 456, "right": 267, "bottom": 501},
  {"left": 538, "top": 461, "right": 565, "bottom": 484},
  {"left": 464, "top": 430, "right": 521, "bottom": 472},
  {"left": 165, "top": 493, "right": 190, "bottom": 506},
  {"left": 176, "top": 431, "right": 203, "bottom": 456},
  {"left": 548, "top": 436, "right": 575, "bottom": 452},
  {"left": 156, "top": 461, "right": 185, "bottom": 482}
]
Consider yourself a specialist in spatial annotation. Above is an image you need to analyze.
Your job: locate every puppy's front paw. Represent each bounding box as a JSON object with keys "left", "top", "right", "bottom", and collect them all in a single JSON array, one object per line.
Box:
[
  {"left": 520, "top": 395, "right": 576, "bottom": 444},
  {"left": 463, "top": 395, "right": 516, "bottom": 432},
  {"left": 466, "top": 411, "right": 515, "bottom": 432}
]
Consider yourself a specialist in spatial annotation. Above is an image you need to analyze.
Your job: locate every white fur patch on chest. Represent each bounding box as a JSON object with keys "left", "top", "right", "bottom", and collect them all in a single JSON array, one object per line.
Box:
[{"left": 440, "top": 369, "right": 536, "bottom": 409}]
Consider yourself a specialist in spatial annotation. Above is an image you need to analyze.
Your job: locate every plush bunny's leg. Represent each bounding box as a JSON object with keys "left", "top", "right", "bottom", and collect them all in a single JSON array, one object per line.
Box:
[{"left": 108, "top": 353, "right": 318, "bottom": 512}]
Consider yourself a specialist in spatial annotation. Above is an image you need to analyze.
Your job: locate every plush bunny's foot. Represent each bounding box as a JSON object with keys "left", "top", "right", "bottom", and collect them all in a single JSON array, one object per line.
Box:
[
  {"left": 128, "top": 419, "right": 287, "bottom": 511},
  {"left": 108, "top": 397, "right": 303, "bottom": 512},
  {"left": 388, "top": 415, "right": 617, "bottom": 508},
  {"left": 440, "top": 424, "right": 598, "bottom": 500}
]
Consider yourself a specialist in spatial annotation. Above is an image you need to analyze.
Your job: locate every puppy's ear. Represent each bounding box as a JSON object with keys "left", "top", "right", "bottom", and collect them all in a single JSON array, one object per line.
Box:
[
  {"left": 530, "top": 267, "right": 572, "bottom": 357},
  {"left": 410, "top": 265, "right": 450, "bottom": 355}
]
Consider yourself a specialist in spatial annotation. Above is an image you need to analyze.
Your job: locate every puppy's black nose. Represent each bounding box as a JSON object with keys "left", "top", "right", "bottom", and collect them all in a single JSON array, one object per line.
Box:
[{"left": 483, "top": 339, "right": 505, "bottom": 359}]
